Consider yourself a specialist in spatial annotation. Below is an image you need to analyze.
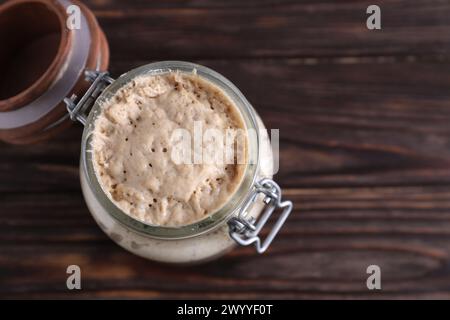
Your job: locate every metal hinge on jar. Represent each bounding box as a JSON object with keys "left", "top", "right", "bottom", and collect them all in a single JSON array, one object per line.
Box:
[
  {"left": 228, "top": 178, "right": 293, "bottom": 254},
  {"left": 64, "top": 70, "right": 114, "bottom": 126}
]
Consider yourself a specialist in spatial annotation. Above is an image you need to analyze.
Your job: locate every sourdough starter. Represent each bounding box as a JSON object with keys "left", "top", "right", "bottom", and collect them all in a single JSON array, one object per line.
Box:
[{"left": 91, "top": 72, "right": 247, "bottom": 227}]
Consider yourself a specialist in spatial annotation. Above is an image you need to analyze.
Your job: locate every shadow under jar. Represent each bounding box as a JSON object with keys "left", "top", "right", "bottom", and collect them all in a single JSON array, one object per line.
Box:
[{"left": 79, "top": 61, "right": 293, "bottom": 264}]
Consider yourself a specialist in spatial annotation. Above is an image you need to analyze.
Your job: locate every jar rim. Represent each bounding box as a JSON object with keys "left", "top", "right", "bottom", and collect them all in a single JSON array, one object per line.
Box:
[
  {"left": 0, "top": 0, "right": 72, "bottom": 111},
  {"left": 81, "top": 61, "right": 261, "bottom": 239}
]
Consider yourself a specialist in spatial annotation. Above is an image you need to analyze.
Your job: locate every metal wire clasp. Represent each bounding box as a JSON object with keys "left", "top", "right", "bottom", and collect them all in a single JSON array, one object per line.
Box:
[
  {"left": 228, "top": 178, "right": 293, "bottom": 253},
  {"left": 64, "top": 70, "right": 114, "bottom": 126}
]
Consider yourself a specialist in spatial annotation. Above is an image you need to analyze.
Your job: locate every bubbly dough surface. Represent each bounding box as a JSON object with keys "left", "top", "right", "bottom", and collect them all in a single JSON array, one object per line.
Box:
[{"left": 91, "top": 72, "right": 247, "bottom": 227}]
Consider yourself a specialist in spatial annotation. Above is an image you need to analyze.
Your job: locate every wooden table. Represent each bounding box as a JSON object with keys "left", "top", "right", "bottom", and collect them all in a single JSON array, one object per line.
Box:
[{"left": 2, "top": 0, "right": 450, "bottom": 299}]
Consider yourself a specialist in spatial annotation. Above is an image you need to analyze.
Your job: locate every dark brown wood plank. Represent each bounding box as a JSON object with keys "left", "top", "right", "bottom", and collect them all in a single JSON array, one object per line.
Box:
[
  {"left": 3, "top": 187, "right": 450, "bottom": 299},
  {"left": 85, "top": 0, "right": 450, "bottom": 60}
]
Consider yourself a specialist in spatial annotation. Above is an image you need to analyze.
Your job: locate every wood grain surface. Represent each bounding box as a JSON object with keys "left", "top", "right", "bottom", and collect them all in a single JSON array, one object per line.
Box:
[{"left": 2, "top": 0, "right": 450, "bottom": 299}]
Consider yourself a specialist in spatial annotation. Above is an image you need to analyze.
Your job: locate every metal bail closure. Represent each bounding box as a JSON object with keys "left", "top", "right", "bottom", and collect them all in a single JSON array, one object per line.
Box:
[
  {"left": 64, "top": 70, "right": 114, "bottom": 126},
  {"left": 228, "top": 178, "right": 293, "bottom": 254}
]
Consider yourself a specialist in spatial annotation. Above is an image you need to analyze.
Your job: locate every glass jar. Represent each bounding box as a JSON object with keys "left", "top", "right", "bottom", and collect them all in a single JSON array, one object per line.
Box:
[{"left": 77, "top": 61, "right": 293, "bottom": 264}]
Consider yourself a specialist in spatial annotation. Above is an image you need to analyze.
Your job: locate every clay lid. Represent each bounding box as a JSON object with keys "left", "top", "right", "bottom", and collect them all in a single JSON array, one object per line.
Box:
[{"left": 0, "top": 0, "right": 110, "bottom": 144}]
